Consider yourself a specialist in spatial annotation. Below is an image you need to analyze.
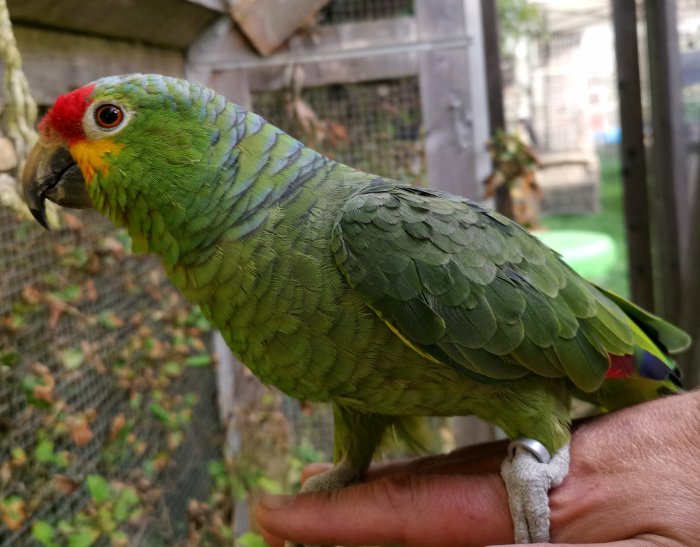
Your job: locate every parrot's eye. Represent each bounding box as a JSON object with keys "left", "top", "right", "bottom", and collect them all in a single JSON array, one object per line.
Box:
[{"left": 94, "top": 104, "right": 124, "bottom": 129}]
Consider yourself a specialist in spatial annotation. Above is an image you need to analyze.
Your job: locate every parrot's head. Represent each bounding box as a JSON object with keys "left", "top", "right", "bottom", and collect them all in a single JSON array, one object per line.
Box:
[{"left": 22, "top": 74, "right": 221, "bottom": 234}]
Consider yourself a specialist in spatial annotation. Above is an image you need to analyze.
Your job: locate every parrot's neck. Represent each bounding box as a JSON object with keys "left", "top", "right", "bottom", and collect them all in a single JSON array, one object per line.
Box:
[{"left": 97, "top": 105, "right": 361, "bottom": 267}]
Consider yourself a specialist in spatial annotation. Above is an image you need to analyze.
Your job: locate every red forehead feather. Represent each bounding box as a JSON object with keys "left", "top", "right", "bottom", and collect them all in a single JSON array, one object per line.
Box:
[{"left": 40, "top": 83, "right": 96, "bottom": 144}]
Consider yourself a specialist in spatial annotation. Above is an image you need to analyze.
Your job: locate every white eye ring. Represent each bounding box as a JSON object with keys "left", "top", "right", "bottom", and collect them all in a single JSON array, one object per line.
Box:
[{"left": 83, "top": 101, "right": 131, "bottom": 137}]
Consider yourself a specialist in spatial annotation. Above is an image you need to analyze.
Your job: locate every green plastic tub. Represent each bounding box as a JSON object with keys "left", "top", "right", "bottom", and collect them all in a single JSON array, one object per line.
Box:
[{"left": 532, "top": 229, "right": 618, "bottom": 283}]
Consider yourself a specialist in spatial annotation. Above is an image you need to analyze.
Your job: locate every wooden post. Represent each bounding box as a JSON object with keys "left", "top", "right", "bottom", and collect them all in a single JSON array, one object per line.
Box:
[
  {"left": 610, "top": 0, "right": 655, "bottom": 310},
  {"left": 681, "top": 162, "right": 700, "bottom": 387},
  {"left": 480, "top": 0, "right": 512, "bottom": 218},
  {"left": 416, "top": 0, "right": 479, "bottom": 199},
  {"left": 644, "top": 0, "right": 688, "bottom": 324}
]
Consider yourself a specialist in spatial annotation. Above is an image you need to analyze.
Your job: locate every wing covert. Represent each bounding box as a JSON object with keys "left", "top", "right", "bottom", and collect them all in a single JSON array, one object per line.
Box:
[{"left": 331, "top": 183, "right": 637, "bottom": 391}]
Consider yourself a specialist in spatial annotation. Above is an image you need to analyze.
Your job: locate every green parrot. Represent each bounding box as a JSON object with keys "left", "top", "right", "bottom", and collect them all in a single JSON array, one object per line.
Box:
[{"left": 23, "top": 74, "right": 690, "bottom": 544}]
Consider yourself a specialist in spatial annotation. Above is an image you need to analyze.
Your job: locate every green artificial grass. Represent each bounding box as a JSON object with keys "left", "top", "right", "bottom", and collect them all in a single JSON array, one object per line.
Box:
[{"left": 541, "top": 153, "right": 630, "bottom": 297}]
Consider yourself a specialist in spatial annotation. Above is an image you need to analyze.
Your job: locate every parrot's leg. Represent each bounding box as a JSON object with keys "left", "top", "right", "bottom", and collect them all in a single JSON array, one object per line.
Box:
[
  {"left": 500, "top": 439, "right": 570, "bottom": 543},
  {"left": 284, "top": 462, "right": 362, "bottom": 547},
  {"left": 285, "top": 405, "right": 391, "bottom": 547},
  {"left": 298, "top": 460, "right": 362, "bottom": 494}
]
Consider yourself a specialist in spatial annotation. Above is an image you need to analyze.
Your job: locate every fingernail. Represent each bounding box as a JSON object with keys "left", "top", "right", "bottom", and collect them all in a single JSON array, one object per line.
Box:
[{"left": 259, "top": 494, "right": 294, "bottom": 511}]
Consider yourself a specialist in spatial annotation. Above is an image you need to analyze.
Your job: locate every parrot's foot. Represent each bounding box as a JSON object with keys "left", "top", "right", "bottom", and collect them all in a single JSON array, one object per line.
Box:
[
  {"left": 284, "top": 462, "right": 361, "bottom": 547},
  {"left": 500, "top": 439, "right": 570, "bottom": 544}
]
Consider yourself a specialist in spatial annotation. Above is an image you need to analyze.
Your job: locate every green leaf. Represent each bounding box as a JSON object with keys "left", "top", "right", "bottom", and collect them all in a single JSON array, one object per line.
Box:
[
  {"left": 184, "top": 354, "right": 211, "bottom": 367},
  {"left": 207, "top": 459, "right": 226, "bottom": 477},
  {"left": 86, "top": 475, "right": 110, "bottom": 503},
  {"left": 162, "top": 361, "right": 182, "bottom": 377},
  {"left": 113, "top": 487, "right": 140, "bottom": 523},
  {"left": 51, "top": 284, "right": 82, "bottom": 302},
  {"left": 98, "top": 310, "right": 123, "bottom": 330},
  {"left": 67, "top": 527, "right": 99, "bottom": 547},
  {"left": 0, "top": 350, "right": 20, "bottom": 367},
  {"left": 53, "top": 450, "right": 70, "bottom": 469},
  {"left": 10, "top": 447, "right": 27, "bottom": 465},
  {"left": 32, "top": 521, "right": 56, "bottom": 546},
  {"left": 256, "top": 476, "right": 283, "bottom": 495},
  {"left": 149, "top": 403, "right": 174, "bottom": 426},
  {"left": 35, "top": 440, "right": 55, "bottom": 463},
  {"left": 237, "top": 532, "right": 270, "bottom": 547},
  {"left": 60, "top": 348, "right": 84, "bottom": 370},
  {"left": 110, "top": 530, "right": 129, "bottom": 546}
]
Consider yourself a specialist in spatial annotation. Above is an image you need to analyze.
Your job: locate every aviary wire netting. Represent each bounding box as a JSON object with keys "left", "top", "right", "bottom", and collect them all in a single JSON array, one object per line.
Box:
[
  {"left": 0, "top": 207, "right": 221, "bottom": 546},
  {"left": 319, "top": 0, "right": 413, "bottom": 25},
  {"left": 253, "top": 77, "right": 425, "bottom": 184}
]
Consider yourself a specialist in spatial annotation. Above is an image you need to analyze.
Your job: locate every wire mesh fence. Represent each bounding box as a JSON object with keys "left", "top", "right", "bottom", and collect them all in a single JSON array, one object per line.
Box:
[
  {"left": 0, "top": 207, "right": 222, "bottom": 546},
  {"left": 253, "top": 76, "right": 425, "bottom": 184},
  {"left": 319, "top": 0, "right": 413, "bottom": 25}
]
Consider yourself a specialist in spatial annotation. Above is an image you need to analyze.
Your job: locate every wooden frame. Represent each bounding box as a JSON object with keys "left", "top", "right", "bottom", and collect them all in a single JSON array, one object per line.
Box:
[{"left": 189, "top": 0, "right": 484, "bottom": 199}]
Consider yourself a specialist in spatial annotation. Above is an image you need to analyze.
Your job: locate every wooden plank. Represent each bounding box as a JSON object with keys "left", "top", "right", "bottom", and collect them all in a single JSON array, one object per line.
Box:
[
  {"left": 210, "top": 69, "right": 253, "bottom": 107},
  {"left": 416, "top": 0, "right": 467, "bottom": 40},
  {"left": 611, "top": 0, "right": 655, "bottom": 310},
  {"left": 418, "top": 47, "right": 478, "bottom": 197},
  {"left": 464, "top": 0, "right": 496, "bottom": 189},
  {"left": 230, "top": 0, "right": 330, "bottom": 56},
  {"left": 189, "top": 17, "right": 422, "bottom": 91},
  {"left": 644, "top": 0, "right": 688, "bottom": 324},
  {"left": 212, "top": 336, "right": 290, "bottom": 536},
  {"left": 11, "top": 26, "right": 184, "bottom": 105},
  {"left": 480, "top": 0, "right": 512, "bottom": 218},
  {"left": 188, "top": 16, "right": 259, "bottom": 68},
  {"left": 189, "top": 16, "right": 420, "bottom": 70},
  {"left": 416, "top": 2, "right": 479, "bottom": 197},
  {"left": 247, "top": 52, "right": 418, "bottom": 91},
  {"left": 681, "top": 161, "right": 700, "bottom": 387},
  {"left": 184, "top": 0, "right": 226, "bottom": 12},
  {"left": 8, "top": 0, "right": 220, "bottom": 50}
]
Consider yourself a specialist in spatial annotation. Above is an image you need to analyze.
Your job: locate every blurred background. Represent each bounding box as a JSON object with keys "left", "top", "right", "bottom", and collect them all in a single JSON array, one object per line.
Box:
[{"left": 1, "top": 0, "right": 699, "bottom": 545}]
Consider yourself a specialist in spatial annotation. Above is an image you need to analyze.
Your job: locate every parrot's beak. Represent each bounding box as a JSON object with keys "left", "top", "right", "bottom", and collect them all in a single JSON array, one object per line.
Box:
[{"left": 22, "top": 139, "right": 92, "bottom": 230}]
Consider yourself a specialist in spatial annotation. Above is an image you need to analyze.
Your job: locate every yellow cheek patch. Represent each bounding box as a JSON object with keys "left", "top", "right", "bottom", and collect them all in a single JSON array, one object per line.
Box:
[{"left": 69, "top": 139, "right": 124, "bottom": 183}]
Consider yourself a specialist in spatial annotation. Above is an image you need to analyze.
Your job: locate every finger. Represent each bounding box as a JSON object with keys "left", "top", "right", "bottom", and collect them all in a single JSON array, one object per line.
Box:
[
  {"left": 259, "top": 525, "right": 286, "bottom": 547},
  {"left": 299, "top": 439, "right": 508, "bottom": 486},
  {"left": 365, "top": 439, "right": 508, "bottom": 480},
  {"left": 257, "top": 470, "right": 513, "bottom": 547}
]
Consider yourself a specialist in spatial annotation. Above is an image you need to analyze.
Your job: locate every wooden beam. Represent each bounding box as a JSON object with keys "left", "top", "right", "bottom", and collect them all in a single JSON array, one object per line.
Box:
[
  {"left": 611, "top": 0, "right": 655, "bottom": 310},
  {"left": 416, "top": 0, "right": 479, "bottom": 198},
  {"left": 10, "top": 25, "right": 184, "bottom": 105},
  {"left": 681, "top": 161, "right": 700, "bottom": 388},
  {"left": 247, "top": 52, "right": 418, "bottom": 91},
  {"left": 7, "top": 0, "right": 220, "bottom": 50},
  {"left": 189, "top": 16, "right": 445, "bottom": 72},
  {"left": 184, "top": 0, "right": 226, "bottom": 12},
  {"left": 480, "top": 0, "right": 512, "bottom": 217},
  {"left": 644, "top": 0, "right": 688, "bottom": 324},
  {"left": 188, "top": 17, "right": 425, "bottom": 91}
]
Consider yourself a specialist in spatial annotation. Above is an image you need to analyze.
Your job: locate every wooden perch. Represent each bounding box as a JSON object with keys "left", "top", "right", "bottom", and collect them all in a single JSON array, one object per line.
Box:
[{"left": 230, "top": 0, "right": 329, "bottom": 56}]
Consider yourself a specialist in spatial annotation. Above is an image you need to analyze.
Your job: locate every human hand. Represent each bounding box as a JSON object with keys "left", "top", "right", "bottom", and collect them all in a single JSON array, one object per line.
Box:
[{"left": 256, "top": 390, "right": 700, "bottom": 546}]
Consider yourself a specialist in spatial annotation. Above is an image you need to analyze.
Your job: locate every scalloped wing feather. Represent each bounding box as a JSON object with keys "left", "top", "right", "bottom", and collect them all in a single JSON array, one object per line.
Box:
[{"left": 331, "top": 183, "right": 671, "bottom": 393}]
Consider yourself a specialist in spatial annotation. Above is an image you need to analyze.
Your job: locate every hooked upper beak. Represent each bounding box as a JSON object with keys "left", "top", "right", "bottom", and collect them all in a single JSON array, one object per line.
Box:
[{"left": 22, "top": 139, "right": 93, "bottom": 229}]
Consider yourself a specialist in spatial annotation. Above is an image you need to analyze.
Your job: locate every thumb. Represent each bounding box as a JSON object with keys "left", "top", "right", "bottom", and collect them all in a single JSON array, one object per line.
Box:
[{"left": 256, "top": 470, "right": 513, "bottom": 547}]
